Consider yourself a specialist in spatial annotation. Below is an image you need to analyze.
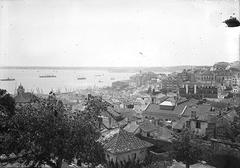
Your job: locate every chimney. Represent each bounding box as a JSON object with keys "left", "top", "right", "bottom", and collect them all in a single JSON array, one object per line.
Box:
[
  {"left": 194, "top": 84, "right": 197, "bottom": 94},
  {"left": 151, "top": 96, "right": 156, "bottom": 104},
  {"left": 186, "top": 84, "right": 189, "bottom": 94}
]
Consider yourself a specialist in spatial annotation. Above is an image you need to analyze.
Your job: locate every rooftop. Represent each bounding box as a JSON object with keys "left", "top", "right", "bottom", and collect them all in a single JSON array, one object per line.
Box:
[
  {"left": 139, "top": 120, "right": 157, "bottom": 132},
  {"left": 142, "top": 99, "right": 199, "bottom": 119},
  {"left": 103, "top": 106, "right": 125, "bottom": 122},
  {"left": 104, "top": 128, "right": 153, "bottom": 154},
  {"left": 116, "top": 108, "right": 138, "bottom": 121},
  {"left": 124, "top": 121, "right": 139, "bottom": 133},
  {"left": 14, "top": 92, "right": 36, "bottom": 103}
]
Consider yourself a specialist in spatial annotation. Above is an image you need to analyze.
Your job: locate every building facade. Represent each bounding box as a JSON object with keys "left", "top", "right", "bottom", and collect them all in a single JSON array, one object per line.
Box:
[
  {"left": 103, "top": 129, "right": 153, "bottom": 164},
  {"left": 179, "top": 83, "right": 218, "bottom": 99}
]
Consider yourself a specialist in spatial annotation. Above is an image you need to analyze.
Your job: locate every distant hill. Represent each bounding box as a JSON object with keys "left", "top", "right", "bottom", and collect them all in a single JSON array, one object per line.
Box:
[
  {"left": 0, "top": 65, "right": 211, "bottom": 73},
  {"left": 107, "top": 65, "right": 211, "bottom": 73}
]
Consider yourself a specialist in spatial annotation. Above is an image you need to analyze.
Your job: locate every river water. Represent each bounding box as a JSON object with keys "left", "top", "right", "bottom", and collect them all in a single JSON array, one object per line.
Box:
[{"left": 0, "top": 68, "right": 136, "bottom": 94}]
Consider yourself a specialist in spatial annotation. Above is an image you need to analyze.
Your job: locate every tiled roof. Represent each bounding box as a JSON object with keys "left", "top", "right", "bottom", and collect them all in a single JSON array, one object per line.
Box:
[
  {"left": 208, "top": 110, "right": 237, "bottom": 126},
  {"left": 222, "top": 110, "right": 237, "bottom": 122},
  {"left": 156, "top": 127, "right": 173, "bottom": 141},
  {"left": 104, "top": 128, "right": 153, "bottom": 154},
  {"left": 143, "top": 103, "right": 179, "bottom": 119},
  {"left": 229, "top": 62, "right": 240, "bottom": 71},
  {"left": 139, "top": 120, "right": 157, "bottom": 132},
  {"left": 176, "top": 97, "right": 188, "bottom": 105},
  {"left": 124, "top": 121, "right": 139, "bottom": 133},
  {"left": 100, "top": 128, "right": 120, "bottom": 143},
  {"left": 143, "top": 99, "right": 202, "bottom": 120},
  {"left": 172, "top": 117, "right": 190, "bottom": 130},
  {"left": 143, "top": 99, "right": 198, "bottom": 119},
  {"left": 183, "top": 104, "right": 214, "bottom": 117},
  {"left": 104, "top": 106, "right": 125, "bottom": 122},
  {"left": 117, "top": 108, "right": 138, "bottom": 121},
  {"left": 201, "top": 70, "right": 214, "bottom": 75},
  {"left": 160, "top": 100, "right": 175, "bottom": 106}
]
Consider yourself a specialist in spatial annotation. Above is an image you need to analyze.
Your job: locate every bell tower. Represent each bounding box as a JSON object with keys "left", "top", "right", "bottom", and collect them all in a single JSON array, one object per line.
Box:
[{"left": 17, "top": 84, "right": 25, "bottom": 95}]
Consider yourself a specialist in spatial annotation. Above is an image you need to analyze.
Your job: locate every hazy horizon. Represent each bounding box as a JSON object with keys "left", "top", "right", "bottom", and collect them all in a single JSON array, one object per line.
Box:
[
  {"left": 0, "top": 65, "right": 212, "bottom": 68},
  {"left": 0, "top": 0, "right": 239, "bottom": 67}
]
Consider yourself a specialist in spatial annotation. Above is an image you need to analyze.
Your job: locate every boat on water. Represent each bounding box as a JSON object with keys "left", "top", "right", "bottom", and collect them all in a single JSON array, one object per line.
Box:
[
  {"left": 0, "top": 78, "right": 15, "bottom": 81},
  {"left": 95, "top": 74, "right": 104, "bottom": 77},
  {"left": 77, "top": 77, "right": 87, "bottom": 80},
  {"left": 39, "top": 75, "right": 56, "bottom": 78}
]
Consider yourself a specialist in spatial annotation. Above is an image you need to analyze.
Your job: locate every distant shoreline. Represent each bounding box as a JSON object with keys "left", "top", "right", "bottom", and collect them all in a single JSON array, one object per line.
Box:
[{"left": 0, "top": 65, "right": 211, "bottom": 73}]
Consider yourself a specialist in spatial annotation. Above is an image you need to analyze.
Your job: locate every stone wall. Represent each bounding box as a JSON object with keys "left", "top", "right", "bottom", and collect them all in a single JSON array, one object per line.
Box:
[{"left": 211, "top": 138, "right": 240, "bottom": 159}]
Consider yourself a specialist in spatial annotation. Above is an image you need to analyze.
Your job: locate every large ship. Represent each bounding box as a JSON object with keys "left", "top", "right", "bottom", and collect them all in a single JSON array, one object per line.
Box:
[
  {"left": 0, "top": 78, "right": 15, "bottom": 81},
  {"left": 77, "top": 77, "right": 87, "bottom": 80},
  {"left": 39, "top": 75, "right": 56, "bottom": 78},
  {"left": 95, "top": 74, "right": 104, "bottom": 77}
]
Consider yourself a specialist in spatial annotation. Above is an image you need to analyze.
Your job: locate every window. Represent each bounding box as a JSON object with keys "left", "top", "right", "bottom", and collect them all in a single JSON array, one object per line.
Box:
[
  {"left": 196, "top": 121, "right": 201, "bottom": 129},
  {"left": 131, "top": 153, "right": 136, "bottom": 159}
]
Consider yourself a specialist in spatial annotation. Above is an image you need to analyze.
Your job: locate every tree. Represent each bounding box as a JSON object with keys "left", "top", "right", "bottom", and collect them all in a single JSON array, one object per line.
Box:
[
  {"left": 1, "top": 93, "right": 105, "bottom": 168},
  {"left": 231, "top": 106, "right": 240, "bottom": 143},
  {"left": 210, "top": 101, "right": 229, "bottom": 111},
  {"left": 83, "top": 94, "right": 109, "bottom": 129},
  {"left": 171, "top": 129, "right": 202, "bottom": 168},
  {"left": 0, "top": 89, "right": 15, "bottom": 117},
  {"left": 0, "top": 89, "right": 16, "bottom": 160}
]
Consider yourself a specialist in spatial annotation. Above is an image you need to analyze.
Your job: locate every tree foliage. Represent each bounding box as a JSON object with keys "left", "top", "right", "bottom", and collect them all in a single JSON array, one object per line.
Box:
[
  {"left": 0, "top": 93, "right": 106, "bottom": 168},
  {"left": 0, "top": 89, "right": 16, "bottom": 157},
  {"left": 231, "top": 106, "right": 240, "bottom": 143},
  {"left": 171, "top": 129, "right": 202, "bottom": 168},
  {"left": 0, "top": 89, "right": 15, "bottom": 117},
  {"left": 210, "top": 101, "right": 229, "bottom": 111},
  {"left": 83, "top": 94, "right": 109, "bottom": 129}
]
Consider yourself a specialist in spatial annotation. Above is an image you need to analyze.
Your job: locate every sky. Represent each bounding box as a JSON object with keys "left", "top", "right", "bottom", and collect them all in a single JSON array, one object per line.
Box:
[{"left": 0, "top": 0, "right": 239, "bottom": 67}]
